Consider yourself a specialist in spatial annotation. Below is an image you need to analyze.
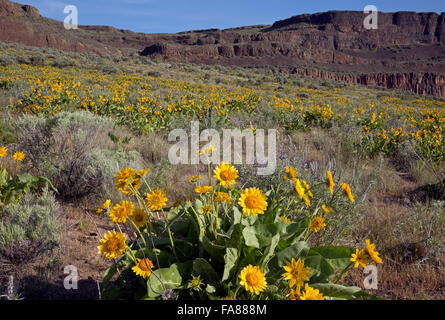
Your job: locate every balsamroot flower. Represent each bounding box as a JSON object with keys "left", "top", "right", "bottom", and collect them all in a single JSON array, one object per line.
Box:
[
  {"left": 350, "top": 239, "right": 382, "bottom": 268},
  {"left": 326, "top": 171, "right": 335, "bottom": 195},
  {"left": 13, "top": 151, "right": 25, "bottom": 162},
  {"left": 132, "top": 258, "right": 154, "bottom": 279},
  {"left": 145, "top": 189, "right": 168, "bottom": 211},
  {"left": 114, "top": 168, "right": 145, "bottom": 195},
  {"left": 96, "top": 199, "right": 111, "bottom": 214},
  {"left": 282, "top": 258, "right": 311, "bottom": 288},
  {"left": 289, "top": 286, "right": 302, "bottom": 300},
  {"left": 321, "top": 204, "right": 332, "bottom": 214},
  {"left": 350, "top": 249, "right": 370, "bottom": 268},
  {"left": 188, "top": 175, "right": 202, "bottom": 183},
  {"left": 195, "top": 185, "right": 213, "bottom": 195},
  {"left": 294, "top": 179, "right": 311, "bottom": 206},
  {"left": 214, "top": 162, "right": 239, "bottom": 186},
  {"left": 131, "top": 208, "right": 148, "bottom": 228},
  {"left": 214, "top": 192, "right": 232, "bottom": 204},
  {"left": 309, "top": 216, "right": 326, "bottom": 233},
  {"left": 340, "top": 183, "right": 355, "bottom": 203},
  {"left": 238, "top": 265, "right": 267, "bottom": 295},
  {"left": 284, "top": 166, "right": 298, "bottom": 181},
  {"left": 300, "top": 283, "right": 324, "bottom": 300},
  {"left": 98, "top": 231, "right": 126, "bottom": 260},
  {"left": 0, "top": 146, "right": 7, "bottom": 158},
  {"left": 239, "top": 187, "right": 268, "bottom": 216},
  {"left": 365, "top": 239, "right": 383, "bottom": 264},
  {"left": 109, "top": 200, "right": 134, "bottom": 224},
  {"left": 302, "top": 180, "right": 313, "bottom": 198},
  {"left": 294, "top": 179, "right": 305, "bottom": 198}
]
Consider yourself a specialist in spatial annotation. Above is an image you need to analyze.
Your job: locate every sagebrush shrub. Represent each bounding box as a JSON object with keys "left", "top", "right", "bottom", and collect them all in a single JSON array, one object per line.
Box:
[
  {"left": 0, "top": 186, "right": 60, "bottom": 265},
  {"left": 14, "top": 111, "right": 144, "bottom": 199}
]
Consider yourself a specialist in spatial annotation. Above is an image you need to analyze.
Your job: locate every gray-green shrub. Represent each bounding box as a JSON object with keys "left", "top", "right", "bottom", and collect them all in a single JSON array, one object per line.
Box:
[
  {"left": 0, "top": 186, "right": 60, "bottom": 265},
  {"left": 13, "top": 111, "right": 144, "bottom": 199}
]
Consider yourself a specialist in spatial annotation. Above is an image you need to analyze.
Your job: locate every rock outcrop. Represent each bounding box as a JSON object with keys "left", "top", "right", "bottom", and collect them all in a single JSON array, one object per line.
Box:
[
  {"left": 0, "top": 0, "right": 40, "bottom": 18},
  {"left": 139, "top": 11, "right": 445, "bottom": 96},
  {"left": 0, "top": 0, "right": 444, "bottom": 96},
  {"left": 286, "top": 68, "right": 445, "bottom": 97}
]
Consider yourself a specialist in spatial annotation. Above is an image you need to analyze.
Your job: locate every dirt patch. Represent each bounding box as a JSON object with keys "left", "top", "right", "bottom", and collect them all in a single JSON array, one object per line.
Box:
[{"left": 2, "top": 201, "right": 114, "bottom": 300}]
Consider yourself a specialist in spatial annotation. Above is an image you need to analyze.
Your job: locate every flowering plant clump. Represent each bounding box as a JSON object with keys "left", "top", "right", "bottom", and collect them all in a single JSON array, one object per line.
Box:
[
  {"left": 97, "top": 163, "right": 381, "bottom": 300},
  {"left": 0, "top": 147, "right": 56, "bottom": 207}
]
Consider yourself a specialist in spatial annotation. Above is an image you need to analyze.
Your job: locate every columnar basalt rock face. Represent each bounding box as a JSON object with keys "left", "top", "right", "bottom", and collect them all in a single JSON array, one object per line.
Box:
[
  {"left": 287, "top": 68, "right": 445, "bottom": 97},
  {"left": 0, "top": 0, "right": 444, "bottom": 96}
]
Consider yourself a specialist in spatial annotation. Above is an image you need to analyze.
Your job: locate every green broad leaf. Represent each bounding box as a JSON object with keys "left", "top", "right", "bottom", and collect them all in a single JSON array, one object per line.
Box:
[
  {"left": 102, "top": 265, "right": 117, "bottom": 290},
  {"left": 242, "top": 222, "right": 306, "bottom": 249},
  {"left": 225, "top": 222, "right": 242, "bottom": 239},
  {"left": 134, "top": 247, "right": 176, "bottom": 267},
  {"left": 222, "top": 223, "right": 243, "bottom": 281},
  {"left": 277, "top": 221, "right": 308, "bottom": 242},
  {"left": 169, "top": 219, "right": 191, "bottom": 236},
  {"left": 3, "top": 189, "right": 15, "bottom": 203},
  {"left": 192, "top": 258, "right": 219, "bottom": 283},
  {"left": 233, "top": 207, "right": 242, "bottom": 224},
  {"left": 242, "top": 214, "right": 258, "bottom": 226},
  {"left": 259, "top": 202, "right": 280, "bottom": 224},
  {"left": 147, "top": 264, "right": 183, "bottom": 298},
  {"left": 222, "top": 247, "right": 238, "bottom": 281},
  {"left": 101, "top": 283, "right": 127, "bottom": 300},
  {"left": 175, "top": 237, "right": 198, "bottom": 260},
  {"left": 194, "top": 198, "right": 203, "bottom": 210},
  {"left": 174, "top": 261, "right": 194, "bottom": 279},
  {"left": 16, "top": 173, "right": 58, "bottom": 193},
  {"left": 304, "top": 246, "right": 354, "bottom": 282},
  {"left": 308, "top": 246, "right": 355, "bottom": 270},
  {"left": 242, "top": 226, "right": 260, "bottom": 248},
  {"left": 260, "top": 233, "right": 280, "bottom": 271},
  {"left": 205, "top": 284, "right": 216, "bottom": 294},
  {"left": 167, "top": 207, "right": 182, "bottom": 222},
  {"left": 303, "top": 254, "right": 335, "bottom": 283},
  {"left": 201, "top": 236, "right": 225, "bottom": 262},
  {"left": 186, "top": 203, "right": 205, "bottom": 242},
  {"left": 239, "top": 247, "right": 263, "bottom": 267},
  {"left": 17, "top": 172, "right": 35, "bottom": 184},
  {"left": 139, "top": 235, "right": 189, "bottom": 248},
  {"left": 310, "top": 283, "right": 370, "bottom": 299}
]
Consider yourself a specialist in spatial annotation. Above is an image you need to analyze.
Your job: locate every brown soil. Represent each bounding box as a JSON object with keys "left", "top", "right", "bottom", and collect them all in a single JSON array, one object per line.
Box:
[{"left": 10, "top": 200, "right": 114, "bottom": 300}]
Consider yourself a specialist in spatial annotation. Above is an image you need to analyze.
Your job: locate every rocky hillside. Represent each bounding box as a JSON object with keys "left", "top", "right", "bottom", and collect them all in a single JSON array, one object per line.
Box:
[{"left": 0, "top": 0, "right": 444, "bottom": 96}]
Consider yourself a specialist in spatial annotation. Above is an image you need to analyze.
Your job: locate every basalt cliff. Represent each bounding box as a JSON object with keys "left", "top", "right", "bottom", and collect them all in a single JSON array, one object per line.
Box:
[{"left": 0, "top": 0, "right": 444, "bottom": 96}]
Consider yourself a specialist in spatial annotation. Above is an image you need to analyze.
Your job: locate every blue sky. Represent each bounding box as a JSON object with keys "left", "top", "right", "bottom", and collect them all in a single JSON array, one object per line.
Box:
[{"left": 17, "top": 0, "right": 444, "bottom": 34}]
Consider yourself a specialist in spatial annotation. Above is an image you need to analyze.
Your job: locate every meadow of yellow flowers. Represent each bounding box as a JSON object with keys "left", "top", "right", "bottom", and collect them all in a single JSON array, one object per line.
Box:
[
  {"left": 0, "top": 43, "right": 444, "bottom": 300},
  {"left": 2, "top": 62, "right": 443, "bottom": 164}
]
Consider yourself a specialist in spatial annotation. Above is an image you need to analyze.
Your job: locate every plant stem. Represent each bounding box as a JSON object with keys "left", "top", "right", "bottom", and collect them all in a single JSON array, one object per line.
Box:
[
  {"left": 334, "top": 262, "right": 353, "bottom": 284},
  {"left": 163, "top": 211, "right": 180, "bottom": 262}
]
